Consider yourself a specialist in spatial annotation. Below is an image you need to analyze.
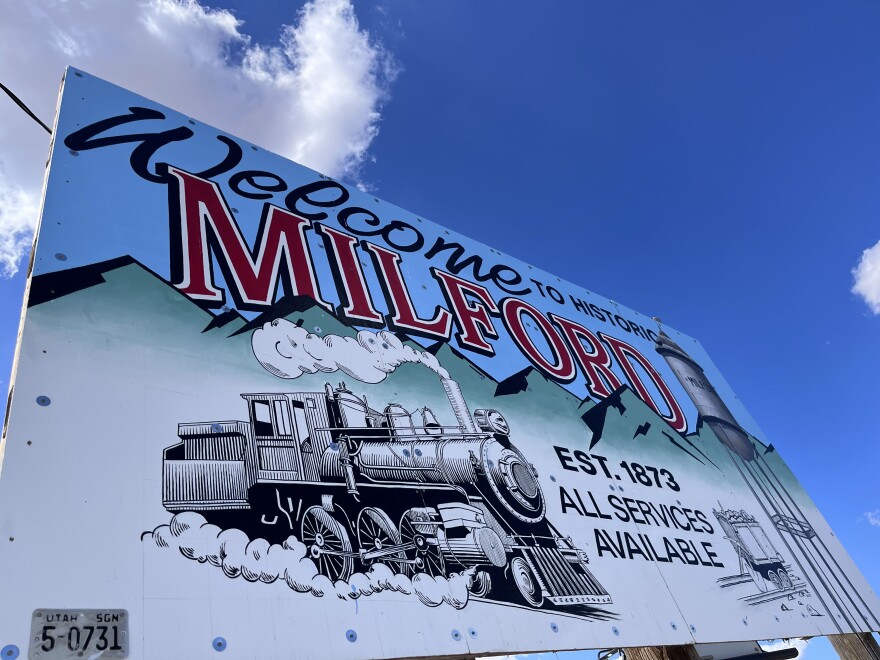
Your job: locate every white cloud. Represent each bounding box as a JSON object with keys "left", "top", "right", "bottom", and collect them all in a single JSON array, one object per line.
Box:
[
  {"left": 865, "top": 510, "right": 880, "bottom": 527},
  {"left": 0, "top": 174, "right": 38, "bottom": 277},
  {"left": 760, "top": 638, "right": 810, "bottom": 657},
  {"left": 0, "top": 0, "right": 396, "bottom": 276},
  {"left": 852, "top": 239, "right": 880, "bottom": 314}
]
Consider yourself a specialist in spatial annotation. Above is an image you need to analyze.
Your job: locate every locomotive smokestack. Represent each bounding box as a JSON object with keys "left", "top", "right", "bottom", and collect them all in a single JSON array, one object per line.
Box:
[
  {"left": 440, "top": 377, "right": 478, "bottom": 434},
  {"left": 654, "top": 330, "right": 755, "bottom": 461}
]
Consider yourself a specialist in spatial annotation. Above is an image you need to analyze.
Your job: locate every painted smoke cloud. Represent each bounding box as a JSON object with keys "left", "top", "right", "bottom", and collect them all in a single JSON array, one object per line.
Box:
[
  {"left": 251, "top": 318, "right": 449, "bottom": 383},
  {"left": 144, "top": 512, "right": 472, "bottom": 609}
]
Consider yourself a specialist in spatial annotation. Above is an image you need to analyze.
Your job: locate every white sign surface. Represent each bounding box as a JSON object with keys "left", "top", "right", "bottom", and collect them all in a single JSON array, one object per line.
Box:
[{"left": 0, "top": 69, "right": 878, "bottom": 659}]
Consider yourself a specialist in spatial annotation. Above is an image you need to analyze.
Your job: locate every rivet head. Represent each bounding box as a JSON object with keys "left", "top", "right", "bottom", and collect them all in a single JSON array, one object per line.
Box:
[
  {"left": 742, "top": 618, "right": 748, "bottom": 626},
  {"left": 468, "top": 628, "right": 477, "bottom": 638},
  {"left": 550, "top": 622, "right": 559, "bottom": 633},
  {"left": 550, "top": 475, "right": 556, "bottom": 482},
  {"left": 346, "top": 630, "right": 357, "bottom": 642},
  {"left": 36, "top": 396, "right": 51, "bottom": 407},
  {"left": 612, "top": 626, "right": 620, "bottom": 636},
  {"left": 313, "top": 326, "right": 322, "bottom": 333},
  {"left": 212, "top": 637, "right": 226, "bottom": 652},
  {"left": 451, "top": 629, "right": 461, "bottom": 641},
  {"left": 670, "top": 622, "right": 677, "bottom": 630},
  {"left": 68, "top": 149, "right": 79, "bottom": 156},
  {"left": 1, "top": 645, "right": 19, "bottom": 660},
  {"left": 689, "top": 624, "right": 696, "bottom": 632},
  {"left": 55, "top": 253, "right": 67, "bottom": 261}
]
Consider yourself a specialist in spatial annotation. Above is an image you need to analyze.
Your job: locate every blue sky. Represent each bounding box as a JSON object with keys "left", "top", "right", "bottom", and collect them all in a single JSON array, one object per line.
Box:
[{"left": 1, "top": 2, "right": 879, "bottom": 658}]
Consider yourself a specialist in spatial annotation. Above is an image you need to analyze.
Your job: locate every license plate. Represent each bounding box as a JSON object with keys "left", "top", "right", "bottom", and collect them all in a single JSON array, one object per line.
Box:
[{"left": 29, "top": 610, "right": 128, "bottom": 659}]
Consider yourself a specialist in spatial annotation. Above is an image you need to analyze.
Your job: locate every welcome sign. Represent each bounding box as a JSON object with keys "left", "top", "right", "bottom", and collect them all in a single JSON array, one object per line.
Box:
[{"left": 0, "top": 69, "right": 877, "bottom": 659}]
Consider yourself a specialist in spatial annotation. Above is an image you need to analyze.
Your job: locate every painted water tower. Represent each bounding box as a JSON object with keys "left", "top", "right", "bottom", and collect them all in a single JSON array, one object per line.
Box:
[{"left": 654, "top": 330, "right": 755, "bottom": 461}]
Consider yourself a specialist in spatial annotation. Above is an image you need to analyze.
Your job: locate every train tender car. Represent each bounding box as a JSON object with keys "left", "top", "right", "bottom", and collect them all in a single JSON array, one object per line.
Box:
[
  {"left": 714, "top": 507, "right": 793, "bottom": 593},
  {"left": 162, "top": 375, "right": 612, "bottom": 609}
]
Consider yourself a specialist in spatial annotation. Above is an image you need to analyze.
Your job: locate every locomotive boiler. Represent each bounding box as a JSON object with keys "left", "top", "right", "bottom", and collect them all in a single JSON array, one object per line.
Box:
[{"left": 162, "top": 376, "right": 611, "bottom": 610}]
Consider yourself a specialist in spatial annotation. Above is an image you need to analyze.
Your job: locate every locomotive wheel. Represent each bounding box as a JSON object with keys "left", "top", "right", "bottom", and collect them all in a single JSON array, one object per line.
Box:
[
  {"left": 468, "top": 570, "right": 492, "bottom": 598},
  {"left": 778, "top": 568, "right": 793, "bottom": 590},
  {"left": 357, "top": 507, "right": 405, "bottom": 573},
  {"left": 745, "top": 560, "right": 768, "bottom": 593},
  {"left": 301, "top": 506, "right": 354, "bottom": 582},
  {"left": 400, "top": 511, "right": 445, "bottom": 577},
  {"left": 768, "top": 570, "right": 783, "bottom": 592},
  {"left": 510, "top": 556, "right": 543, "bottom": 608}
]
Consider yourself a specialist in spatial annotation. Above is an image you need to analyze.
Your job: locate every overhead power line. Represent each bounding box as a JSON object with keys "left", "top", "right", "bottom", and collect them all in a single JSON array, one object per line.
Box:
[{"left": 0, "top": 81, "right": 52, "bottom": 135}]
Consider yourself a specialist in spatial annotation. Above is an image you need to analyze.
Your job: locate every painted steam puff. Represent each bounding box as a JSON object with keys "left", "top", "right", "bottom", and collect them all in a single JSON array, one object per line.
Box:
[{"left": 251, "top": 319, "right": 449, "bottom": 382}]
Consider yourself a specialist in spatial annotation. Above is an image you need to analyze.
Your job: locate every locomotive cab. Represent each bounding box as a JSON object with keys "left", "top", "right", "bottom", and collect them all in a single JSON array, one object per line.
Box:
[{"left": 243, "top": 393, "right": 321, "bottom": 483}]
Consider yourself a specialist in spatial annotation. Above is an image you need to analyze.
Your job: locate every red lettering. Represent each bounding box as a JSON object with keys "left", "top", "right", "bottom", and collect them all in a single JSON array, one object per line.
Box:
[
  {"left": 167, "top": 167, "right": 328, "bottom": 310},
  {"left": 363, "top": 243, "right": 452, "bottom": 340},
  {"left": 432, "top": 269, "right": 499, "bottom": 355},
  {"left": 315, "top": 225, "right": 383, "bottom": 324},
  {"left": 550, "top": 314, "right": 623, "bottom": 398},
  {"left": 600, "top": 333, "right": 687, "bottom": 432},
  {"left": 501, "top": 298, "right": 576, "bottom": 382}
]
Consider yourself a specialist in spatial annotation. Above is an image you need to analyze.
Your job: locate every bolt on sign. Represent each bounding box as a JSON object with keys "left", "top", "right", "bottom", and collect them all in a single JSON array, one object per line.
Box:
[{"left": 1, "top": 69, "right": 878, "bottom": 660}]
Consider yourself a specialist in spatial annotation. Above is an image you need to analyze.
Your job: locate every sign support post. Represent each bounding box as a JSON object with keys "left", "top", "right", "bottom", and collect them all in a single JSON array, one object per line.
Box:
[
  {"left": 828, "top": 632, "right": 880, "bottom": 659},
  {"left": 625, "top": 645, "right": 701, "bottom": 660}
]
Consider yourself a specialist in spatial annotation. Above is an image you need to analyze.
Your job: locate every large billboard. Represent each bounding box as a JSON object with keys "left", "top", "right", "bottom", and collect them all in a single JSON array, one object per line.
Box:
[{"left": 0, "top": 69, "right": 877, "bottom": 659}]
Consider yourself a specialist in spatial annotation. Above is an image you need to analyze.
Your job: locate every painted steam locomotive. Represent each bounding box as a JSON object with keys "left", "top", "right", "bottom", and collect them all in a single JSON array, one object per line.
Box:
[{"left": 162, "top": 375, "right": 611, "bottom": 609}]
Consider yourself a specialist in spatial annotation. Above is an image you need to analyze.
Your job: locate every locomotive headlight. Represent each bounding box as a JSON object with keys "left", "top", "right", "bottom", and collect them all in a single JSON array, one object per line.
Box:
[
  {"left": 474, "top": 409, "right": 510, "bottom": 435},
  {"left": 482, "top": 444, "right": 546, "bottom": 523}
]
